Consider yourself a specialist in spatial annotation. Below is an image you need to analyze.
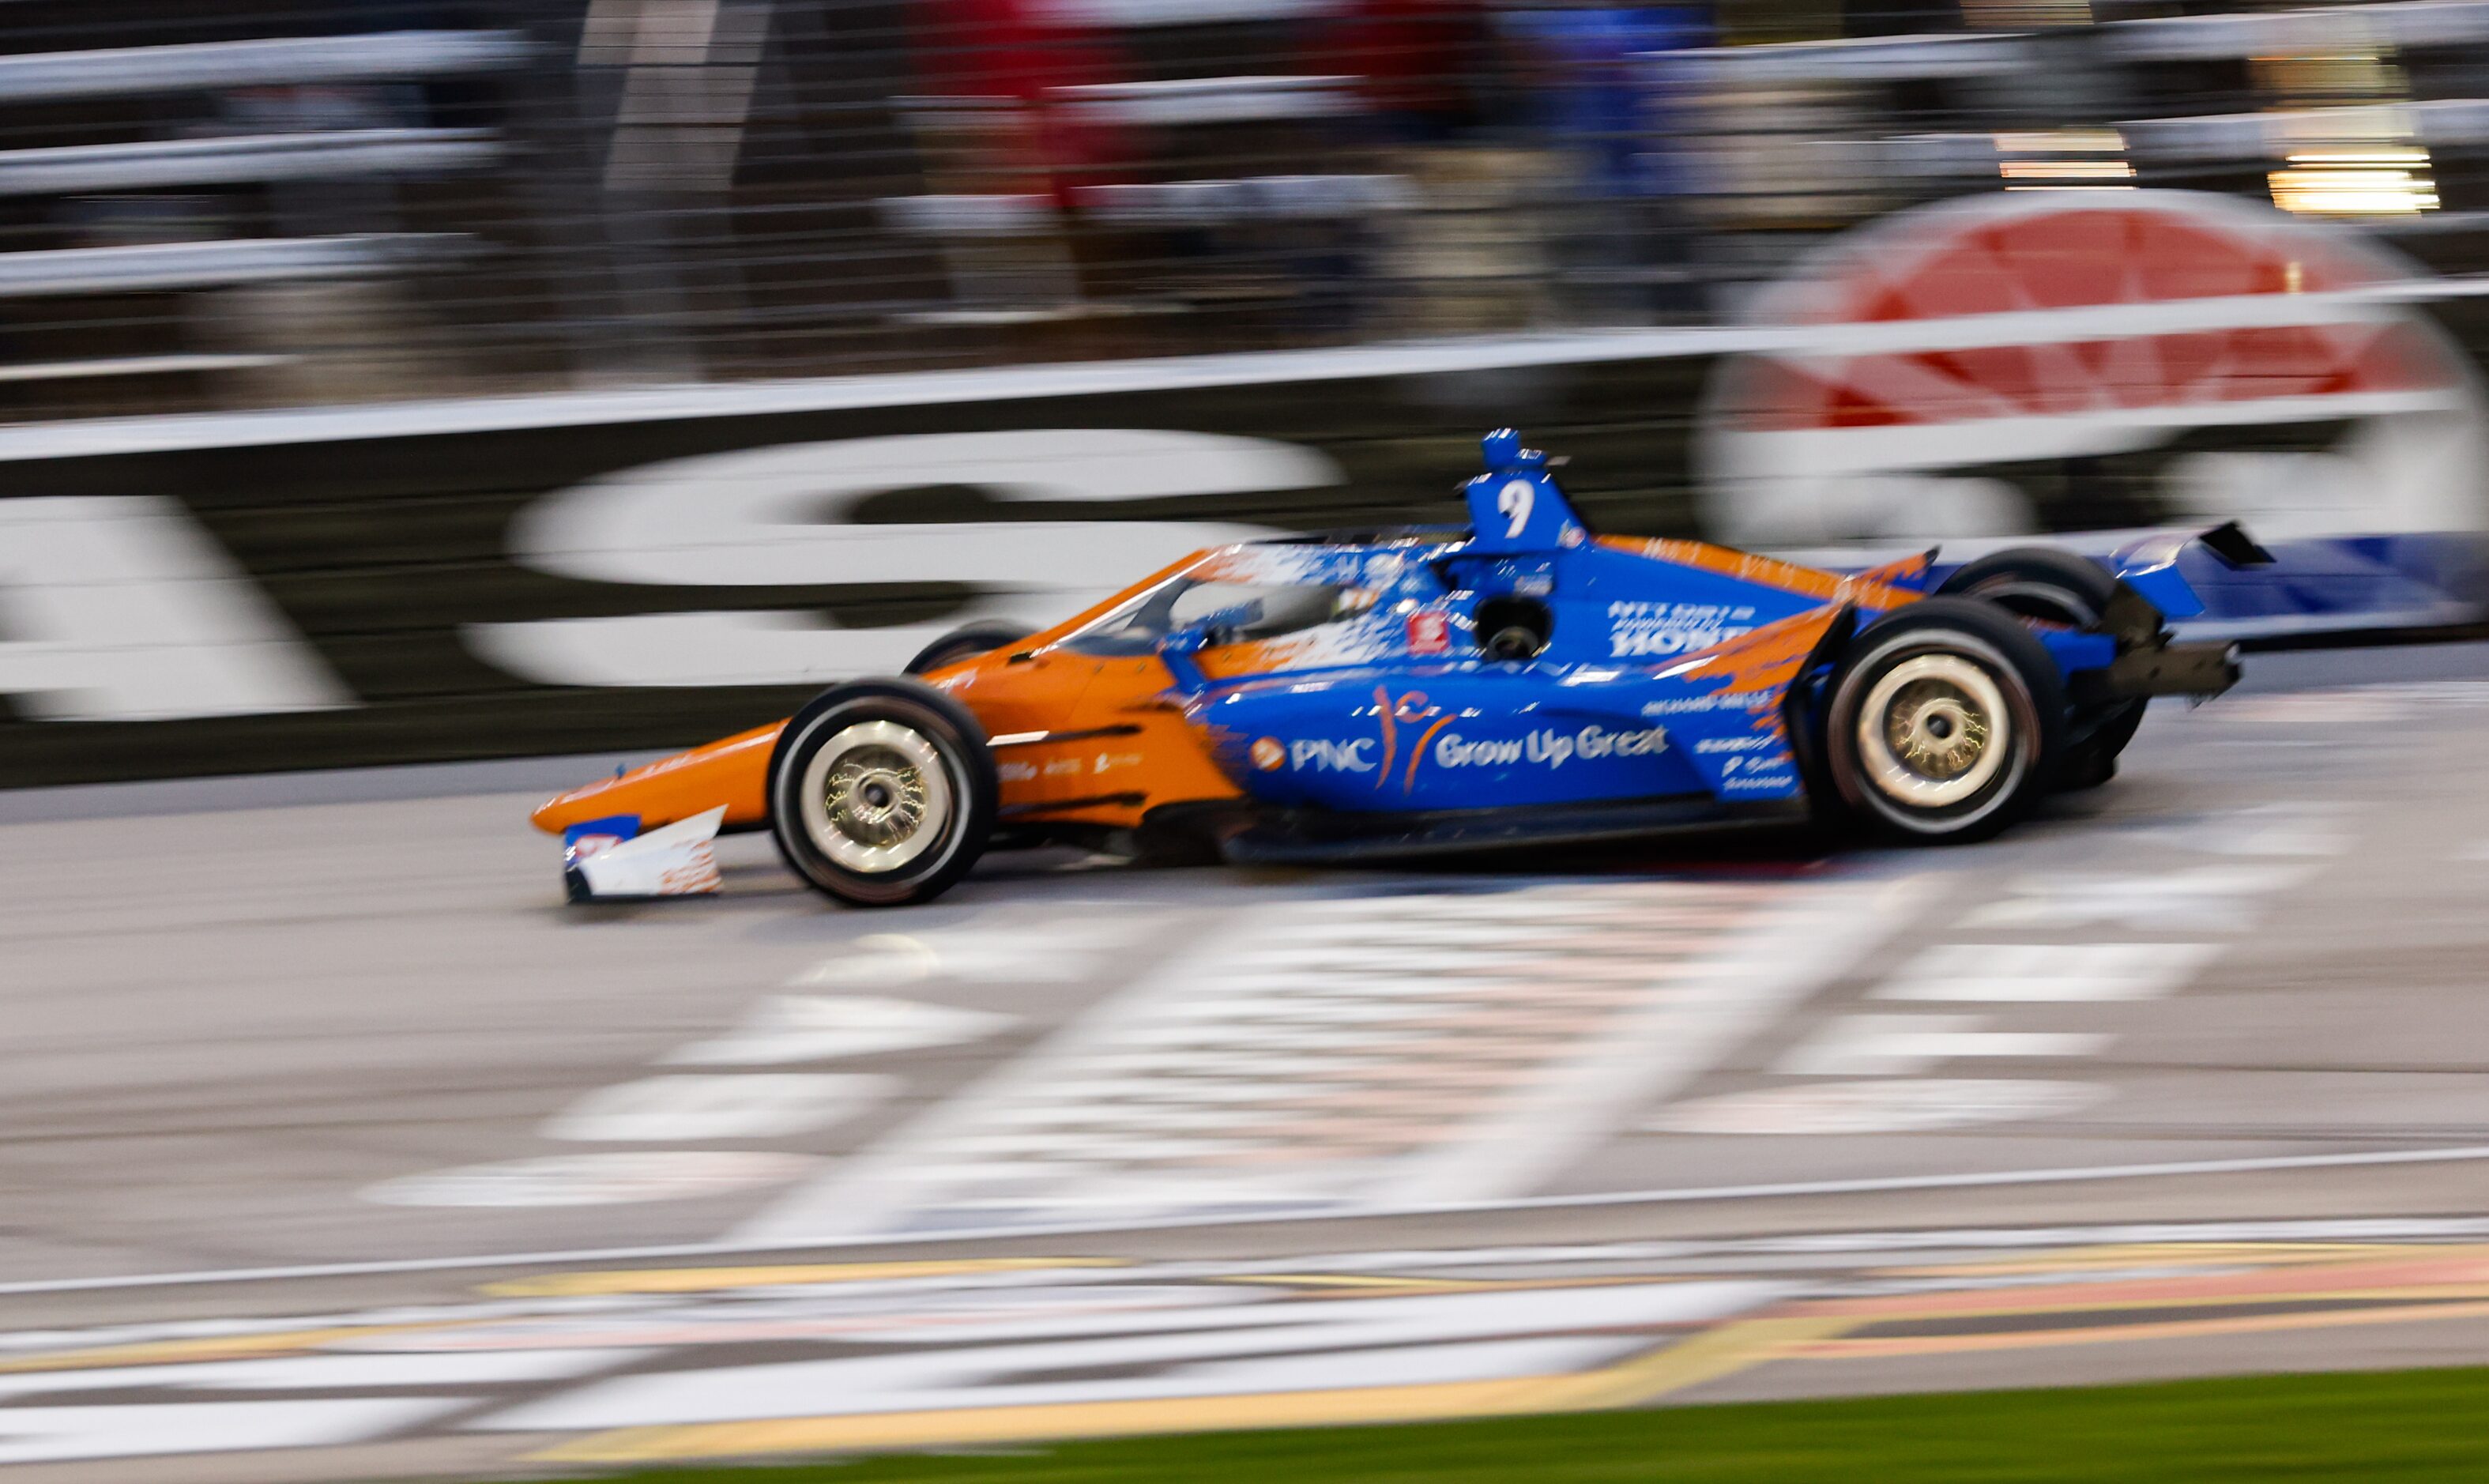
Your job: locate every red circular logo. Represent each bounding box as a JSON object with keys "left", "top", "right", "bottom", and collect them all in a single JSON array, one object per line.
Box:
[{"left": 1250, "top": 736, "right": 1286, "bottom": 772}]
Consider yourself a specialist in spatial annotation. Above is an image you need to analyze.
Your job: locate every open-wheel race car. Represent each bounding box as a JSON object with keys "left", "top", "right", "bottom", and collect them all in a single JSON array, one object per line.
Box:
[{"left": 533, "top": 430, "right": 2257, "bottom": 906}]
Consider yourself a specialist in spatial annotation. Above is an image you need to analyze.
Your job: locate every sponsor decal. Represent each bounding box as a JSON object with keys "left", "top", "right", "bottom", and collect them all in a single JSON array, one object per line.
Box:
[
  {"left": 1432, "top": 724, "right": 1668, "bottom": 771},
  {"left": 569, "top": 808, "right": 725, "bottom": 898},
  {"left": 1434, "top": 733, "right": 1522, "bottom": 768},
  {"left": 659, "top": 846, "right": 722, "bottom": 895},
  {"left": 1577, "top": 723, "right": 1670, "bottom": 760},
  {"left": 1249, "top": 736, "right": 1286, "bottom": 772},
  {"left": 1695, "top": 735, "right": 1778, "bottom": 754},
  {"left": 1720, "top": 771, "right": 1798, "bottom": 793},
  {"left": 1608, "top": 601, "right": 1757, "bottom": 659},
  {"left": 1373, "top": 686, "right": 1446, "bottom": 793},
  {"left": 562, "top": 815, "right": 639, "bottom": 867},
  {"left": 1406, "top": 610, "right": 1450, "bottom": 657},
  {"left": 997, "top": 761, "right": 1038, "bottom": 782},
  {"left": 1291, "top": 737, "right": 1376, "bottom": 773},
  {"left": 1641, "top": 691, "right": 1777, "bottom": 718},
  {"left": 1093, "top": 751, "right": 1143, "bottom": 774}
]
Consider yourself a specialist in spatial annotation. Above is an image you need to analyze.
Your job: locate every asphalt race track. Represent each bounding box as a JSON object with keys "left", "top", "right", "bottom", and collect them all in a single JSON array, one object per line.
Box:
[{"left": 6, "top": 644, "right": 2489, "bottom": 1480}]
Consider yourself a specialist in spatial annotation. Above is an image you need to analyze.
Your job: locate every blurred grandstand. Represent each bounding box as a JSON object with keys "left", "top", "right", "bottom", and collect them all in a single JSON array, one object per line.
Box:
[{"left": 4, "top": 0, "right": 2489, "bottom": 423}]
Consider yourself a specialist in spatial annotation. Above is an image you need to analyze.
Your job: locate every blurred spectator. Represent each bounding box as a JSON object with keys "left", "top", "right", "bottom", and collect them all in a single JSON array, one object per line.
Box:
[
  {"left": 909, "top": 0, "right": 1135, "bottom": 207},
  {"left": 1306, "top": 0, "right": 1489, "bottom": 145},
  {"left": 1498, "top": 0, "right": 1711, "bottom": 320}
]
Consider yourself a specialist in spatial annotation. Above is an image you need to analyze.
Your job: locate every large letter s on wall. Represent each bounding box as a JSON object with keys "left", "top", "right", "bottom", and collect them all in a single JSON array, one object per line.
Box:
[{"left": 467, "top": 430, "right": 1339, "bottom": 687}]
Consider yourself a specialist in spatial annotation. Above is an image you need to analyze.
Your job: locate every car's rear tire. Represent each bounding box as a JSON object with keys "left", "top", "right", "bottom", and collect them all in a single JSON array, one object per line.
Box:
[
  {"left": 1937, "top": 547, "right": 2141, "bottom": 792},
  {"left": 1937, "top": 546, "right": 2118, "bottom": 626},
  {"left": 766, "top": 679, "right": 996, "bottom": 906},
  {"left": 1824, "top": 598, "right": 2064, "bottom": 844},
  {"left": 904, "top": 622, "right": 1033, "bottom": 676}
]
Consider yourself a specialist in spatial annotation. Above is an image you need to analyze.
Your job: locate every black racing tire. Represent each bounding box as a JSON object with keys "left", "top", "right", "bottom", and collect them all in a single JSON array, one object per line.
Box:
[
  {"left": 766, "top": 679, "right": 997, "bottom": 906},
  {"left": 1937, "top": 546, "right": 2119, "bottom": 626},
  {"left": 1823, "top": 598, "right": 2065, "bottom": 844},
  {"left": 1939, "top": 547, "right": 2142, "bottom": 789},
  {"left": 904, "top": 623, "right": 1033, "bottom": 676}
]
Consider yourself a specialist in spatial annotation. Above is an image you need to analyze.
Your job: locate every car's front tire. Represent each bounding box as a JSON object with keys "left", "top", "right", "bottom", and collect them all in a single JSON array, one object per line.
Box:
[
  {"left": 766, "top": 680, "right": 996, "bottom": 906},
  {"left": 1823, "top": 598, "right": 2064, "bottom": 843}
]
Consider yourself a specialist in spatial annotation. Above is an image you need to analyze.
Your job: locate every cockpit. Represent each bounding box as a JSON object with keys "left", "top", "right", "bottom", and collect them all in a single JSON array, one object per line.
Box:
[{"left": 1063, "top": 574, "right": 1381, "bottom": 657}]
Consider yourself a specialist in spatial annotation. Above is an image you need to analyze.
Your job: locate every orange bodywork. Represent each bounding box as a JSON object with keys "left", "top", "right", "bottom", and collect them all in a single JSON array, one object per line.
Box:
[
  {"left": 529, "top": 552, "right": 1248, "bottom": 838},
  {"left": 1592, "top": 535, "right": 1930, "bottom": 611},
  {"left": 530, "top": 721, "right": 783, "bottom": 836}
]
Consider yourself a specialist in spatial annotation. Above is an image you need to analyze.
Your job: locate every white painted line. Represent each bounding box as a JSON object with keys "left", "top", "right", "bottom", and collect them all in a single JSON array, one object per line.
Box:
[
  {"left": 1388, "top": 876, "right": 1937, "bottom": 1204},
  {"left": 0, "top": 1399, "right": 467, "bottom": 1467},
  {"left": 665, "top": 996, "right": 1015, "bottom": 1067},
  {"left": 360, "top": 1151, "right": 819, "bottom": 1209},
  {"left": 0, "top": 1349, "right": 634, "bottom": 1398},
  {"left": 1774, "top": 1015, "right": 2111, "bottom": 1076},
  {"left": 1651, "top": 1078, "right": 2110, "bottom": 1136},
  {"left": 731, "top": 877, "right": 1932, "bottom": 1242},
  {"left": 1872, "top": 942, "right": 2225, "bottom": 1002},
  {"left": 1961, "top": 864, "right": 2317, "bottom": 930},
  {"left": 475, "top": 1279, "right": 1781, "bottom": 1435},
  {"left": 16, "top": 1142, "right": 2489, "bottom": 1298},
  {"left": 785, "top": 920, "right": 1135, "bottom": 990},
  {"left": 541, "top": 1074, "right": 895, "bottom": 1143}
]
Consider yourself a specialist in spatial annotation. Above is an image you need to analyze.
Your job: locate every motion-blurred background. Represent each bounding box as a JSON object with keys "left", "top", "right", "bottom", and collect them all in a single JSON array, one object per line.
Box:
[
  {"left": 16, "top": 12, "right": 2489, "bottom": 1481},
  {"left": 8, "top": 0, "right": 2489, "bottom": 420}
]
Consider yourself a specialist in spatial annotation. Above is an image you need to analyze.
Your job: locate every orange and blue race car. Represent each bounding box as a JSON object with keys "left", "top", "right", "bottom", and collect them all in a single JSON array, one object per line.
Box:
[{"left": 532, "top": 429, "right": 2257, "bottom": 906}]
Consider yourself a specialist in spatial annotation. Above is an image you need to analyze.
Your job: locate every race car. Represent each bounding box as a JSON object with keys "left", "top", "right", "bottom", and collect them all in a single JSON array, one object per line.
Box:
[{"left": 533, "top": 429, "right": 2254, "bottom": 906}]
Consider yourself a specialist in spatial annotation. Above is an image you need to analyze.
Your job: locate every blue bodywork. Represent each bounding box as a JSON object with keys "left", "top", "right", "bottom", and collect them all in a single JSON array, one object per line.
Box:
[{"left": 1144, "top": 431, "right": 2201, "bottom": 840}]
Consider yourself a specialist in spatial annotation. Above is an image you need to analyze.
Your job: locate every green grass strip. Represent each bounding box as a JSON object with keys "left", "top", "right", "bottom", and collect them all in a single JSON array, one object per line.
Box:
[{"left": 527, "top": 1366, "right": 2489, "bottom": 1483}]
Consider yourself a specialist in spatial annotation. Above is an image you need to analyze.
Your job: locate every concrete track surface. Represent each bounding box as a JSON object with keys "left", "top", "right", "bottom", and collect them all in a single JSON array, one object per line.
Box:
[{"left": 5, "top": 645, "right": 2489, "bottom": 1479}]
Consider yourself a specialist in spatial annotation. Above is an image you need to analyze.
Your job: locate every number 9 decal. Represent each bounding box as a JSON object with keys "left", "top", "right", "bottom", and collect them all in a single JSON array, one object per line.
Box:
[{"left": 1497, "top": 479, "right": 1535, "bottom": 540}]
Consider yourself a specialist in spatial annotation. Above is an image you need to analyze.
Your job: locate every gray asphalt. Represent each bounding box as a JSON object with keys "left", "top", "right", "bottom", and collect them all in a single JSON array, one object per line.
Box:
[{"left": 2, "top": 641, "right": 2489, "bottom": 1478}]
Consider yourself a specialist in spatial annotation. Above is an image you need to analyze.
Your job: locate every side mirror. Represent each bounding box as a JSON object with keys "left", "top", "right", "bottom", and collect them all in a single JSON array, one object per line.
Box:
[{"left": 1157, "top": 622, "right": 1214, "bottom": 693}]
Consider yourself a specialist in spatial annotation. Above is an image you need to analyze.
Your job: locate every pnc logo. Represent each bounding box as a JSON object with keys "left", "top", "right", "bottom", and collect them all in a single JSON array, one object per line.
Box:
[
  {"left": 1291, "top": 738, "right": 1376, "bottom": 773},
  {"left": 1250, "top": 736, "right": 1286, "bottom": 772}
]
